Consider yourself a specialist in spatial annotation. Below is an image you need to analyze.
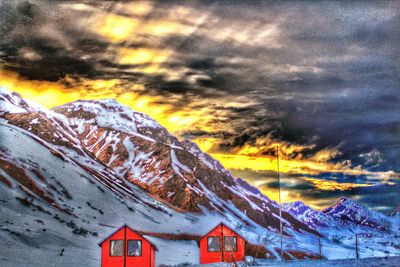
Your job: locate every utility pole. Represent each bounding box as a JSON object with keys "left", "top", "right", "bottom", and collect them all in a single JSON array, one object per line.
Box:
[
  {"left": 276, "top": 146, "right": 283, "bottom": 261},
  {"left": 355, "top": 234, "right": 359, "bottom": 260}
]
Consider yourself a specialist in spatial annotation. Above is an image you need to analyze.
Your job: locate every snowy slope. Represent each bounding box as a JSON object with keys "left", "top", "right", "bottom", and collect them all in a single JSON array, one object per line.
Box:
[
  {"left": 282, "top": 201, "right": 338, "bottom": 230},
  {"left": 52, "top": 98, "right": 319, "bottom": 236},
  {"left": 0, "top": 108, "right": 259, "bottom": 266},
  {"left": 189, "top": 257, "right": 400, "bottom": 267},
  {"left": 284, "top": 198, "right": 395, "bottom": 233},
  {"left": 0, "top": 88, "right": 318, "bottom": 265},
  {"left": 1, "top": 88, "right": 399, "bottom": 265},
  {"left": 0, "top": 88, "right": 254, "bottom": 266},
  {"left": 322, "top": 197, "right": 390, "bottom": 231},
  {"left": 282, "top": 199, "right": 400, "bottom": 259}
]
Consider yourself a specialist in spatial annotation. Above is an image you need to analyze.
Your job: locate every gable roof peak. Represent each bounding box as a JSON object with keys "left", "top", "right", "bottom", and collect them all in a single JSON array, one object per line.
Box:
[{"left": 98, "top": 224, "right": 158, "bottom": 250}]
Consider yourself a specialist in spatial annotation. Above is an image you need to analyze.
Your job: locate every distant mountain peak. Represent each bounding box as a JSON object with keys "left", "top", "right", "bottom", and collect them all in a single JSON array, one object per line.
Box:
[
  {"left": 322, "top": 197, "right": 389, "bottom": 231},
  {"left": 282, "top": 201, "right": 333, "bottom": 229},
  {"left": 0, "top": 87, "right": 35, "bottom": 114},
  {"left": 0, "top": 87, "right": 60, "bottom": 117},
  {"left": 51, "top": 99, "right": 173, "bottom": 148},
  {"left": 322, "top": 197, "right": 356, "bottom": 213},
  {"left": 282, "top": 201, "right": 310, "bottom": 212},
  {"left": 54, "top": 99, "right": 163, "bottom": 131},
  {"left": 282, "top": 197, "right": 395, "bottom": 232},
  {"left": 65, "top": 98, "right": 143, "bottom": 114}
]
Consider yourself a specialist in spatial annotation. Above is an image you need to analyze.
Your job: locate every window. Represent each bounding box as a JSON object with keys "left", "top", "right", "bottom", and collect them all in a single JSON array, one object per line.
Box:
[
  {"left": 110, "top": 240, "right": 124, "bottom": 256},
  {"left": 207, "top": 236, "right": 221, "bottom": 252},
  {"left": 224, "top": 236, "right": 237, "bottom": 252},
  {"left": 127, "top": 240, "right": 142, "bottom": 256}
]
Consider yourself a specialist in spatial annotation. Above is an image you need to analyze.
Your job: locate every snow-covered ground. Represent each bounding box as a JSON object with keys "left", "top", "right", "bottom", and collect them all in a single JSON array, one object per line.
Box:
[
  {"left": 0, "top": 115, "right": 276, "bottom": 266},
  {"left": 0, "top": 120, "right": 219, "bottom": 266},
  {"left": 146, "top": 236, "right": 200, "bottom": 266},
  {"left": 191, "top": 257, "right": 400, "bottom": 267},
  {"left": 1, "top": 88, "right": 399, "bottom": 266},
  {"left": 253, "top": 256, "right": 400, "bottom": 267}
]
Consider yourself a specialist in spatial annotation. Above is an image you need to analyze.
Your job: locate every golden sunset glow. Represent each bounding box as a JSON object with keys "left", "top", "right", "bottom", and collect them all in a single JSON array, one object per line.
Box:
[
  {"left": 206, "top": 152, "right": 377, "bottom": 176},
  {"left": 0, "top": 69, "right": 217, "bottom": 135},
  {"left": 94, "top": 14, "right": 140, "bottom": 42},
  {"left": 193, "top": 135, "right": 397, "bottom": 206},
  {"left": 117, "top": 48, "right": 172, "bottom": 66},
  {"left": 1, "top": 0, "right": 398, "bottom": 213},
  {"left": 93, "top": 9, "right": 195, "bottom": 44},
  {"left": 195, "top": 136, "right": 360, "bottom": 176},
  {"left": 0, "top": 68, "right": 394, "bottom": 188},
  {"left": 304, "top": 178, "right": 373, "bottom": 191}
]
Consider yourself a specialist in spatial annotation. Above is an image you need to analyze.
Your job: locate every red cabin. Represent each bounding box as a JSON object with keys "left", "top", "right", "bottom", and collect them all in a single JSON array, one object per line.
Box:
[
  {"left": 99, "top": 225, "right": 157, "bottom": 267},
  {"left": 199, "top": 223, "right": 246, "bottom": 264}
]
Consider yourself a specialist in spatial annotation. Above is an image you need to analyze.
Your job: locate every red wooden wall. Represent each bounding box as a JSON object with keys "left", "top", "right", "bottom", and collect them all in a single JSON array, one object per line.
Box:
[
  {"left": 100, "top": 226, "right": 155, "bottom": 267},
  {"left": 199, "top": 223, "right": 246, "bottom": 264}
]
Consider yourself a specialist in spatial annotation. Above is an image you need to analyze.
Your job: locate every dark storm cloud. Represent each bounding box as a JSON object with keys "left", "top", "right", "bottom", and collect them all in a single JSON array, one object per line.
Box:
[
  {"left": 262, "top": 172, "right": 400, "bottom": 213},
  {"left": 0, "top": 0, "right": 110, "bottom": 81},
  {"left": 303, "top": 183, "right": 400, "bottom": 214},
  {"left": 230, "top": 166, "right": 399, "bottom": 213},
  {"left": 1, "top": 0, "right": 399, "bottom": 210}
]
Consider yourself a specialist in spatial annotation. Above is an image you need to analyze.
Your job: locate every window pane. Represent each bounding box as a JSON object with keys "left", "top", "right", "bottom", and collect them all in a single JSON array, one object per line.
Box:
[
  {"left": 128, "top": 240, "right": 142, "bottom": 256},
  {"left": 208, "top": 237, "right": 221, "bottom": 252},
  {"left": 224, "top": 236, "right": 237, "bottom": 252},
  {"left": 110, "top": 240, "right": 124, "bottom": 256}
]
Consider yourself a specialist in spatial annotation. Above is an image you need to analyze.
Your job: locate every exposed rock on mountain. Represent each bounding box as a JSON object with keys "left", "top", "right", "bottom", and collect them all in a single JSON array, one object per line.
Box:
[
  {"left": 283, "top": 198, "right": 393, "bottom": 232},
  {"left": 1, "top": 87, "right": 399, "bottom": 265},
  {"left": 52, "top": 98, "right": 318, "bottom": 234},
  {"left": 322, "top": 197, "right": 389, "bottom": 231}
]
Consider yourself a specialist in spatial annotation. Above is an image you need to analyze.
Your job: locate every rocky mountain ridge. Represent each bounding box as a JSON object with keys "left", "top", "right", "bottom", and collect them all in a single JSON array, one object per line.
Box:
[
  {"left": 283, "top": 197, "right": 395, "bottom": 232},
  {"left": 0, "top": 87, "right": 317, "bottom": 236},
  {"left": 1, "top": 87, "right": 399, "bottom": 265}
]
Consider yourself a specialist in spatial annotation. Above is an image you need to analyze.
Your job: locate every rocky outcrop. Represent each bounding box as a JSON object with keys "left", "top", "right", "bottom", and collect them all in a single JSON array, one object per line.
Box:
[
  {"left": 52, "top": 99, "right": 318, "bottom": 234},
  {"left": 1, "top": 88, "right": 318, "bottom": 235}
]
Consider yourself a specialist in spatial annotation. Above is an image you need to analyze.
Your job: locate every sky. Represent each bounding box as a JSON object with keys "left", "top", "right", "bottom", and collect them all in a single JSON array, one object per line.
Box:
[{"left": 0, "top": 0, "right": 399, "bottom": 213}]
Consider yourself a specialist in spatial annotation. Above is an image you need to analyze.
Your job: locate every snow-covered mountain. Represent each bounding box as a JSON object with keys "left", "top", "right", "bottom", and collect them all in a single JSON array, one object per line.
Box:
[
  {"left": 51, "top": 97, "right": 318, "bottom": 235},
  {"left": 283, "top": 198, "right": 394, "bottom": 232},
  {"left": 1, "top": 88, "right": 399, "bottom": 265},
  {"left": 282, "top": 199, "right": 400, "bottom": 259},
  {"left": 282, "top": 201, "right": 338, "bottom": 230},
  {"left": 322, "top": 197, "right": 390, "bottom": 231},
  {"left": 1, "top": 88, "right": 328, "bottom": 266}
]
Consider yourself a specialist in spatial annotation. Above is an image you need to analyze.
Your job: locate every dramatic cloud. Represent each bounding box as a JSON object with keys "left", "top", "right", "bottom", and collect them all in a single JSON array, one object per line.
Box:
[{"left": 0, "top": 0, "right": 399, "bottom": 212}]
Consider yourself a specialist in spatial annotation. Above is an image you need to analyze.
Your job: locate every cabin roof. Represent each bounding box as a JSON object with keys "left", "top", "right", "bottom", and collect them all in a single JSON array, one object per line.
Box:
[{"left": 98, "top": 224, "right": 158, "bottom": 250}]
